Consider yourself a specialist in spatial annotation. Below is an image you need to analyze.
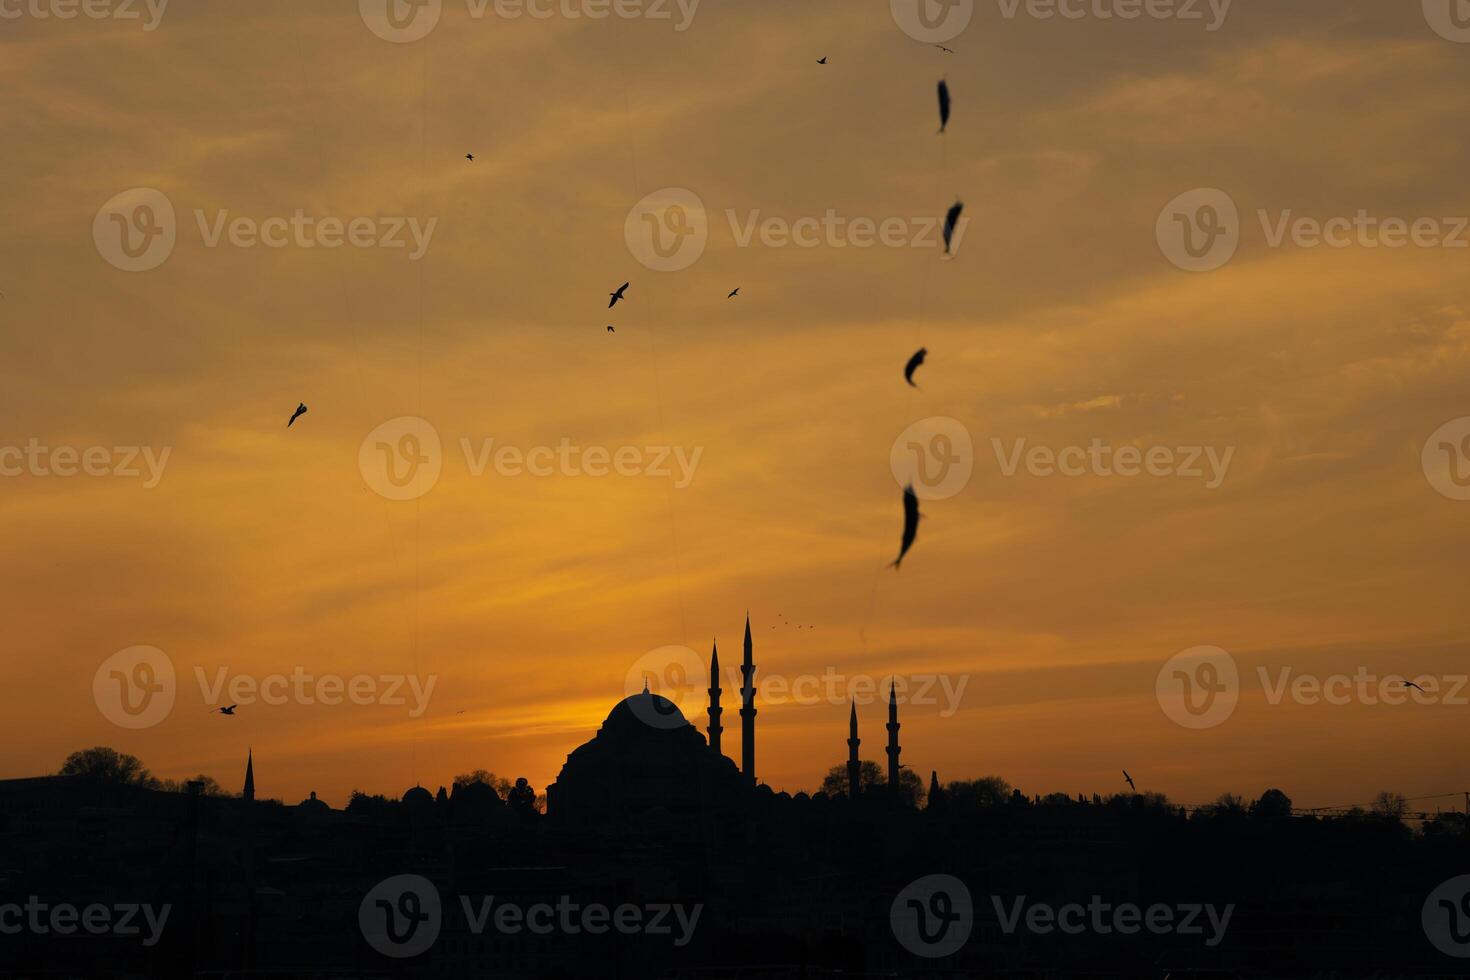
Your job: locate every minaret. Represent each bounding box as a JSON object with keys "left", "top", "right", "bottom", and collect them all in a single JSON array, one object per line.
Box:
[
  {"left": 847, "top": 701, "right": 862, "bottom": 799},
  {"left": 740, "top": 613, "right": 756, "bottom": 781},
  {"left": 886, "top": 680, "right": 901, "bottom": 791},
  {"left": 707, "top": 640, "right": 723, "bottom": 757},
  {"left": 243, "top": 748, "right": 255, "bottom": 802}
]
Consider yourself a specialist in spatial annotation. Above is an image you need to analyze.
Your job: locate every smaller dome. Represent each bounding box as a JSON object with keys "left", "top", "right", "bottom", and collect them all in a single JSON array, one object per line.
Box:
[
  {"left": 403, "top": 785, "right": 434, "bottom": 807},
  {"left": 298, "top": 790, "right": 330, "bottom": 812}
]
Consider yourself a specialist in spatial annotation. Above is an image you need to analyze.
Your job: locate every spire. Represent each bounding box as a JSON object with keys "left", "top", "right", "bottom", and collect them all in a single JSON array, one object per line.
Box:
[
  {"left": 740, "top": 613, "right": 757, "bottom": 782},
  {"left": 886, "top": 678, "right": 901, "bottom": 791},
  {"left": 847, "top": 701, "right": 862, "bottom": 800},
  {"left": 927, "top": 770, "right": 944, "bottom": 811},
  {"left": 707, "top": 639, "right": 723, "bottom": 757},
  {"left": 243, "top": 748, "right": 255, "bottom": 802}
]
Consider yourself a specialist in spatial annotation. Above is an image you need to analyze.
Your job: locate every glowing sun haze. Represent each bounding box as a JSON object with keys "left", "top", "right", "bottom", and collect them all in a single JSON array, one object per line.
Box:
[{"left": 2, "top": 0, "right": 1470, "bottom": 813}]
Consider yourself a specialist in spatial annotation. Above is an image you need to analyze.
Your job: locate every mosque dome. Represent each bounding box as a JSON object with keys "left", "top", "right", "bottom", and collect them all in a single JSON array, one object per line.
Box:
[{"left": 546, "top": 691, "right": 745, "bottom": 830}]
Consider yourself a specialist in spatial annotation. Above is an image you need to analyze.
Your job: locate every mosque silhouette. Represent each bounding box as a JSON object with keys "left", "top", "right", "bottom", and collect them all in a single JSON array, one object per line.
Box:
[{"left": 0, "top": 617, "right": 1464, "bottom": 977}]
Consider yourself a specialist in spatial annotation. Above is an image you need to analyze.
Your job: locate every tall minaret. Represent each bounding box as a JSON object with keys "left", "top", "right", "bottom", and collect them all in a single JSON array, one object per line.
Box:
[
  {"left": 740, "top": 613, "right": 756, "bottom": 781},
  {"left": 847, "top": 701, "right": 862, "bottom": 799},
  {"left": 886, "top": 680, "right": 901, "bottom": 791},
  {"left": 707, "top": 639, "right": 723, "bottom": 757},
  {"left": 243, "top": 748, "right": 255, "bottom": 802}
]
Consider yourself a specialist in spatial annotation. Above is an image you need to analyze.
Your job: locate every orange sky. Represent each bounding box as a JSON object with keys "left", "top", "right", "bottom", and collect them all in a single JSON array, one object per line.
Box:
[{"left": 3, "top": 0, "right": 1470, "bottom": 813}]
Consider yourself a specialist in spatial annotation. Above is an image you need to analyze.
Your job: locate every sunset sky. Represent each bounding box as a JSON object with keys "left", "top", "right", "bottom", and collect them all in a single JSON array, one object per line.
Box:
[{"left": 3, "top": 0, "right": 1470, "bottom": 813}]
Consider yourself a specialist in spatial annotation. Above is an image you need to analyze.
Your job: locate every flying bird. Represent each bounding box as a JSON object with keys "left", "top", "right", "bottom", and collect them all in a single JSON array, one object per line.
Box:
[
  {"left": 607, "top": 325, "right": 615, "bottom": 333},
  {"left": 1402, "top": 679, "right": 1427, "bottom": 692},
  {"left": 937, "top": 79, "right": 951, "bottom": 133},
  {"left": 943, "top": 200, "right": 964, "bottom": 256},
  {"left": 465, "top": 153, "right": 474, "bottom": 162},
  {"left": 728, "top": 287, "right": 740, "bottom": 298},
  {"left": 212, "top": 705, "right": 238, "bottom": 716},
  {"left": 1123, "top": 770, "right": 1136, "bottom": 791},
  {"left": 891, "top": 483, "right": 921, "bottom": 569},
  {"left": 935, "top": 44, "right": 955, "bottom": 53},
  {"left": 287, "top": 403, "right": 307, "bottom": 427},
  {"left": 817, "top": 56, "right": 828, "bottom": 64},
  {"left": 904, "top": 348, "right": 927, "bottom": 387},
  {"left": 609, "top": 282, "right": 630, "bottom": 308}
]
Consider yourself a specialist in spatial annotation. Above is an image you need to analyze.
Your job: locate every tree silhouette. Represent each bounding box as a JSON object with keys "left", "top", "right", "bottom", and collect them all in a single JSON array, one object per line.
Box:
[
  {"left": 58, "top": 747, "right": 156, "bottom": 787},
  {"left": 943, "top": 776, "right": 1013, "bottom": 810},
  {"left": 819, "top": 761, "right": 925, "bottom": 806}
]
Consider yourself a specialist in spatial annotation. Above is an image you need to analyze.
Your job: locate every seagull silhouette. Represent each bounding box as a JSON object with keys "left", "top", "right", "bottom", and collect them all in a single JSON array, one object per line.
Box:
[
  {"left": 904, "top": 348, "right": 927, "bottom": 387},
  {"left": 1402, "top": 679, "right": 1427, "bottom": 692},
  {"left": 728, "top": 287, "right": 740, "bottom": 298},
  {"left": 607, "top": 325, "right": 615, "bottom": 333},
  {"left": 943, "top": 201, "right": 964, "bottom": 256},
  {"left": 465, "top": 153, "right": 474, "bottom": 162},
  {"left": 891, "top": 484, "right": 921, "bottom": 569},
  {"left": 288, "top": 403, "right": 307, "bottom": 427},
  {"left": 212, "top": 705, "right": 238, "bottom": 716},
  {"left": 817, "top": 56, "right": 828, "bottom": 64},
  {"left": 935, "top": 44, "right": 955, "bottom": 53},
  {"left": 609, "top": 282, "right": 630, "bottom": 308},
  {"left": 937, "top": 79, "right": 951, "bottom": 134},
  {"left": 1123, "top": 770, "right": 1136, "bottom": 791}
]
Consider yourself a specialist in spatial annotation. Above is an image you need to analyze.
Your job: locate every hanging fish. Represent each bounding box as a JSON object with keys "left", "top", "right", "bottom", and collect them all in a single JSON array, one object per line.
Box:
[
  {"left": 937, "top": 79, "right": 951, "bottom": 134},
  {"left": 943, "top": 200, "right": 964, "bottom": 256}
]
